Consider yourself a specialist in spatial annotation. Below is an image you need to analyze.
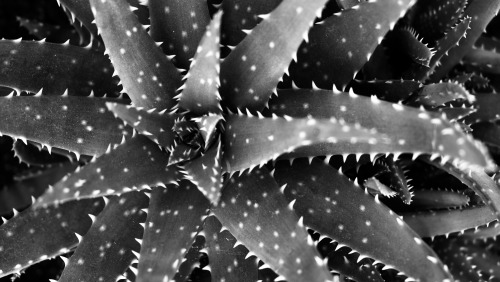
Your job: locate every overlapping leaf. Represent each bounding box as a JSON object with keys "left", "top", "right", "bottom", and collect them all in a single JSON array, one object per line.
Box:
[
  {"left": 463, "top": 47, "right": 500, "bottom": 74},
  {"left": 0, "top": 198, "right": 104, "bottom": 276},
  {"left": 289, "top": 0, "right": 414, "bottom": 90},
  {"left": 405, "top": 82, "right": 474, "bottom": 107},
  {"left": 58, "top": 191, "right": 148, "bottom": 282},
  {"left": 136, "top": 182, "right": 209, "bottom": 282},
  {"left": 222, "top": 113, "right": 385, "bottom": 173},
  {"left": 0, "top": 163, "right": 78, "bottom": 215},
  {"left": 220, "top": 0, "right": 329, "bottom": 111},
  {"left": 177, "top": 12, "right": 222, "bottom": 115},
  {"left": 33, "top": 135, "right": 181, "bottom": 208},
  {"left": 411, "top": 189, "right": 470, "bottom": 210},
  {"left": 0, "top": 40, "right": 119, "bottom": 96},
  {"left": 407, "top": 0, "right": 467, "bottom": 42},
  {"left": 212, "top": 167, "right": 332, "bottom": 282},
  {"left": 403, "top": 206, "right": 496, "bottom": 237},
  {"left": 423, "top": 158, "right": 500, "bottom": 220},
  {"left": 107, "top": 103, "right": 176, "bottom": 149},
  {"left": 0, "top": 95, "right": 131, "bottom": 157},
  {"left": 90, "top": 0, "right": 182, "bottom": 110},
  {"left": 274, "top": 159, "right": 454, "bottom": 281},
  {"left": 148, "top": 0, "right": 211, "bottom": 69},
  {"left": 221, "top": 0, "right": 282, "bottom": 47},
  {"left": 269, "top": 89, "right": 490, "bottom": 167},
  {"left": 183, "top": 138, "right": 223, "bottom": 204},
  {"left": 430, "top": 0, "right": 500, "bottom": 81},
  {"left": 203, "top": 216, "right": 259, "bottom": 282},
  {"left": 349, "top": 79, "right": 421, "bottom": 103},
  {"left": 418, "top": 16, "right": 471, "bottom": 81}
]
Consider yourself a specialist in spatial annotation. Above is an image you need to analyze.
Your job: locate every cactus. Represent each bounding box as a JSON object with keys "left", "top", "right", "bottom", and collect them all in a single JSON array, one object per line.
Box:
[{"left": 1, "top": 0, "right": 500, "bottom": 281}]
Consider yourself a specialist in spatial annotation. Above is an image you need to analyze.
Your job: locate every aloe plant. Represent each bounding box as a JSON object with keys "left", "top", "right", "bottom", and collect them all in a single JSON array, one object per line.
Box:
[{"left": 1, "top": 0, "right": 500, "bottom": 281}]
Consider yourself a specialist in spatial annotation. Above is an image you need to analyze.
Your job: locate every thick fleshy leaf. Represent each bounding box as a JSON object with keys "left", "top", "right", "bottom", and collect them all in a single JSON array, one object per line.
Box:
[
  {"left": 423, "top": 158, "right": 500, "bottom": 220},
  {"left": 136, "top": 182, "right": 209, "bottom": 282},
  {"left": 439, "top": 106, "right": 476, "bottom": 121},
  {"left": 221, "top": 0, "right": 282, "bottom": 47},
  {"left": 405, "top": 82, "right": 474, "bottom": 107},
  {"left": 0, "top": 95, "right": 132, "bottom": 157},
  {"left": 33, "top": 135, "right": 182, "bottom": 208},
  {"left": 90, "top": 0, "right": 182, "bottom": 110},
  {"left": 148, "top": 0, "right": 211, "bottom": 70},
  {"left": 203, "top": 216, "right": 258, "bottom": 282},
  {"left": 430, "top": 0, "right": 500, "bottom": 81},
  {"left": 0, "top": 198, "right": 104, "bottom": 277},
  {"left": 392, "top": 27, "right": 434, "bottom": 67},
  {"left": 0, "top": 39, "right": 119, "bottom": 96},
  {"left": 220, "top": 0, "right": 329, "bottom": 111},
  {"left": 59, "top": 0, "right": 149, "bottom": 42},
  {"left": 212, "top": 168, "right": 332, "bottom": 282},
  {"left": 273, "top": 159, "right": 454, "bottom": 281},
  {"left": 376, "top": 155, "right": 413, "bottom": 204},
  {"left": 433, "top": 239, "right": 487, "bottom": 282},
  {"left": 268, "top": 89, "right": 490, "bottom": 167},
  {"left": 476, "top": 35, "right": 500, "bottom": 51},
  {"left": 222, "top": 113, "right": 384, "bottom": 173},
  {"left": 411, "top": 189, "right": 470, "bottom": 210},
  {"left": 463, "top": 220, "right": 500, "bottom": 239},
  {"left": 58, "top": 191, "right": 148, "bottom": 282},
  {"left": 463, "top": 47, "right": 500, "bottom": 74},
  {"left": 193, "top": 114, "right": 223, "bottom": 150},
  {"left": 349, "top": 79, "right": 421, "bottom": 103},
  {"left": 289, "top": 0, "right": 414, "bottom": 90},
  {"left": 183, "top": 138, "right": 223, "bottom": 204},
  {"left": 407, "top": 0, "right": 467, "bottom": 42},
  {"left": 403, "top": 206, "right": 496, "bottom": 237},
  {"left": 177, "top": 12, "right": 222, "bottom": 115},
  {"left": 0, "top": 163, "right": 78, "bottom": 215},
  {"left": 107, "top": 103, "right": 177, "bottom": 149},
  {"left": 419, "top": 17, "right": 471, "bottom": 81}
]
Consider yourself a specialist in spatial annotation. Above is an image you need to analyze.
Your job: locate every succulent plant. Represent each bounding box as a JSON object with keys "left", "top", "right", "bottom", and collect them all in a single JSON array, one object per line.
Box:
[{"left": 1, "top": 0, "right": 500, "bottom": 281}]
